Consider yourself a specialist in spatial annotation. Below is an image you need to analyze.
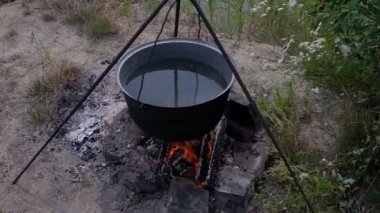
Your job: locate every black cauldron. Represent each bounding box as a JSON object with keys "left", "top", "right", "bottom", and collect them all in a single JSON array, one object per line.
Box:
[{"left": 117, "top": 38, "right": 235, "bottom": 141}]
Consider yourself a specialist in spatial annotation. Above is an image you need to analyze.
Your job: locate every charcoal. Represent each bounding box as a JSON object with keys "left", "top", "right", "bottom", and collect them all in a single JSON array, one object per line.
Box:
[{"left": 79, "top": 145, "right": 96, "bottom": 161}]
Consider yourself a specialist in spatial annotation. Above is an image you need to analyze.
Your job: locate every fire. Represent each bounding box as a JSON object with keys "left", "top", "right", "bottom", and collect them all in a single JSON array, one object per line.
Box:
[
  {"left": 167, "top": 139, "right": 214, "bottom": 187},
  {"left": 168, "top": 142, "right": 198, "bottom": 164}
]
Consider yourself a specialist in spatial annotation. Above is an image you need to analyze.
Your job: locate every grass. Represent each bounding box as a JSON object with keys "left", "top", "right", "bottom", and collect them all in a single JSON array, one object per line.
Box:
[
  {"left": 250, "top": 0, "right": 380, "bottom": 209},
  {"left": 39, "top": 0, "right": 117, "bottom": 40},
  {"left": 27, "top": 104, "right": 48, "bottom": 123},
  {"left": 254, "top": 84, "right": 351, "bottom": 211},
  {"left": 29, "top": 79, "right": 50, "bottom": 97},
  {"left": 142, "top": 0, "right": 159, "bottom": 15},
  {"left": 27, "top": 60, "right": 81, "bottom": 123},
  {"left": 86, "top": 16, "right": 114, "bottom": 39},
  {"left": 29, "top": 60, "right": 81, "bottom": 98},
  {"left": 202, "top": 0, "right": 316, "bottom": 44},
  {"left": 67, "top": 6, "right": 115, "bottom": 40},
  {"left": 257, "top": 83, "right": 312, "bottom": 160},
  {"left": 118, "top": 0, "right": 130, "bottom": 16}
]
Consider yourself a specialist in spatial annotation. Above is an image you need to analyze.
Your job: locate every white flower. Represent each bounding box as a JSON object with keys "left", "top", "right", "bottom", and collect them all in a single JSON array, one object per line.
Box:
[
  {"left": 343, "top": 178, "right": 355, "bottom": 187},
  {"left": 266, "top": 7, "right": 271, "bottom": 12},
  {"left": 299, "top": 173, "right": 309, "bottom": 181},
  {"left": 277, "top": 8, "right": 284, "bottom": 11},
  {"left": 298, "top": 3, "right": 304, "bottom": 8},
  {"left": 334, "top": 37, "right": 341, "bottom": 44},
  {"left": 339, "top": 44, "right": 351, "bottom": 57},
  {"left": 300, "top": 38, "right": 326, "bottom": 54},
  {"left": 289, "top": 0, "right": 297, "bottom": 9},
  {"left": 299, "top": 41, "right": 310, "bottom": 48},
  {"left": 260, "top": 13, "right": 267, "bottom": 17},
  {"left": 299, "top": 51, "right": 305, "bottom": 58},
  {"left": 251, "top": 7, "right": 258, "bottom": 13},
  {"left": 312, "top": 87, "right": 320, "bottom": 94}
]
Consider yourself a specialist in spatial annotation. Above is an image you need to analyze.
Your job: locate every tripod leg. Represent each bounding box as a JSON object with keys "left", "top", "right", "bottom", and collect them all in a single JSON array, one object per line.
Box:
[
  {"left": 188, "top": 1, "right": 315, "bottom": 212},
  {"left": 174, "top": 0, "right": 181, "bottom": 37},
  {"left": 11, "top": 0, "right": 171, "bottom": 185}
]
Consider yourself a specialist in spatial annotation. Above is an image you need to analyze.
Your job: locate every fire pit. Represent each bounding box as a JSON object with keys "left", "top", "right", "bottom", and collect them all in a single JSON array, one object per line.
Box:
[{"left": 99, "top": 104, "right": 268, "bottom": 212}]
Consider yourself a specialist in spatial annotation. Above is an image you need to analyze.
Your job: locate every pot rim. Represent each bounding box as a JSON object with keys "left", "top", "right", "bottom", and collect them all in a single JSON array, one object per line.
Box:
[{"left": 116, "top": 38, "right": 236, "bottom": 109}]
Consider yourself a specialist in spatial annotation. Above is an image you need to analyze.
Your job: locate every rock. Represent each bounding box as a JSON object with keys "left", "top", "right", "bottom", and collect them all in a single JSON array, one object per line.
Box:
[
  {"left": 213, "top": 166, "right": 255, "bottom": 212},
  {"left": 166, "top": 178, "right": 209, "bottom": 213},
  {"left": 233, "top": 143, "right": 268, "bottom": 177}
]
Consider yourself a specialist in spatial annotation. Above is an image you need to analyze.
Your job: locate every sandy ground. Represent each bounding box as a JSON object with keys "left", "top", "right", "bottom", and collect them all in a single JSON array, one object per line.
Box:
[{"left": 0, "top": 1, "right": 344, "bottom": 212}]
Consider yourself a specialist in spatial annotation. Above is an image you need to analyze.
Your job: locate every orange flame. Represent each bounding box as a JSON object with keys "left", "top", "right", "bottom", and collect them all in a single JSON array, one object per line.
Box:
[
  {"left": 167, "top": 139, "right": 214, "bottom": 188},
  {"left": 168, "top": 142, "right": 199, "bottom": 165}
]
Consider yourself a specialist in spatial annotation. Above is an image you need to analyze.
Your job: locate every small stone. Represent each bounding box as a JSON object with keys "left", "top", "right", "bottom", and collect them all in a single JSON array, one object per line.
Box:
[{"left": 116, "top": 129, "right": 121, "bottom": 133}]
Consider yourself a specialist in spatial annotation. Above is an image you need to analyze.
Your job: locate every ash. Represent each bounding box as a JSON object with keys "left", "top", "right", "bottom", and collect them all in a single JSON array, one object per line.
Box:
[{"left": 68, "top": 117, "right": 103, "bottom": 161}]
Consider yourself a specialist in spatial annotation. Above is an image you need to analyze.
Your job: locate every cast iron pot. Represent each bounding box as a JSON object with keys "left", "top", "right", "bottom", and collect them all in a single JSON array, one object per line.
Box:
[{"left": 117, "top": 38, "right": 235, "bottom": 141}]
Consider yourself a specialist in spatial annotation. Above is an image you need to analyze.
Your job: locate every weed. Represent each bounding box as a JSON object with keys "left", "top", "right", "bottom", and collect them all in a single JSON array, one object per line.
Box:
[
  {"left": 256, "top": 159, "right": 346, "bottom": 212},
  {"left": 257, "top": 84, "right": 305, "bottom": 159},
  {"left": 142, "top": 1, "right": 159, "bottom": 15},
  {"left": 86, "top": 16, "right": 114, "bottom": 40},
  {"left": 67, "top": 6, "right": 115, "bottom": 40},
  {"left": 29, "top": 79, "right": 50, "bottom": 97},
  {"left": 29, "top": 61, "right": 81, "bottom": 99},
  {"left": 27, "top": 104, "right": 48, "bottom": 123},
  {"left": 222, "top": 0, "right": 247, "bottom": 41},
  {"left": 118, "top": 0, "right": 130, "bottom": 16},
  {"left": 207, "top": 0, "right": 216, "bottom": 22},
  {"left": 44, "top": 61, "right": 81, "bottom": 97},
  {"left": 67, "top": 7, "right": 96, "bottom": 26}
]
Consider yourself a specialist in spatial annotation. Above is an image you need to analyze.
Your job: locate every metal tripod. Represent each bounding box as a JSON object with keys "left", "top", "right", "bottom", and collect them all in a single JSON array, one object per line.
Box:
[{"left": 11, "top": 1, "right": 315, "bottom": 212}]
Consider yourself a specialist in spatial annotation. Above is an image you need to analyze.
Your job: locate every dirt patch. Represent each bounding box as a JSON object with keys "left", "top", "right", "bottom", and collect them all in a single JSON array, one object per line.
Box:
[{"left": 0, "top": 0, "right": 343, "bottom": 212}]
